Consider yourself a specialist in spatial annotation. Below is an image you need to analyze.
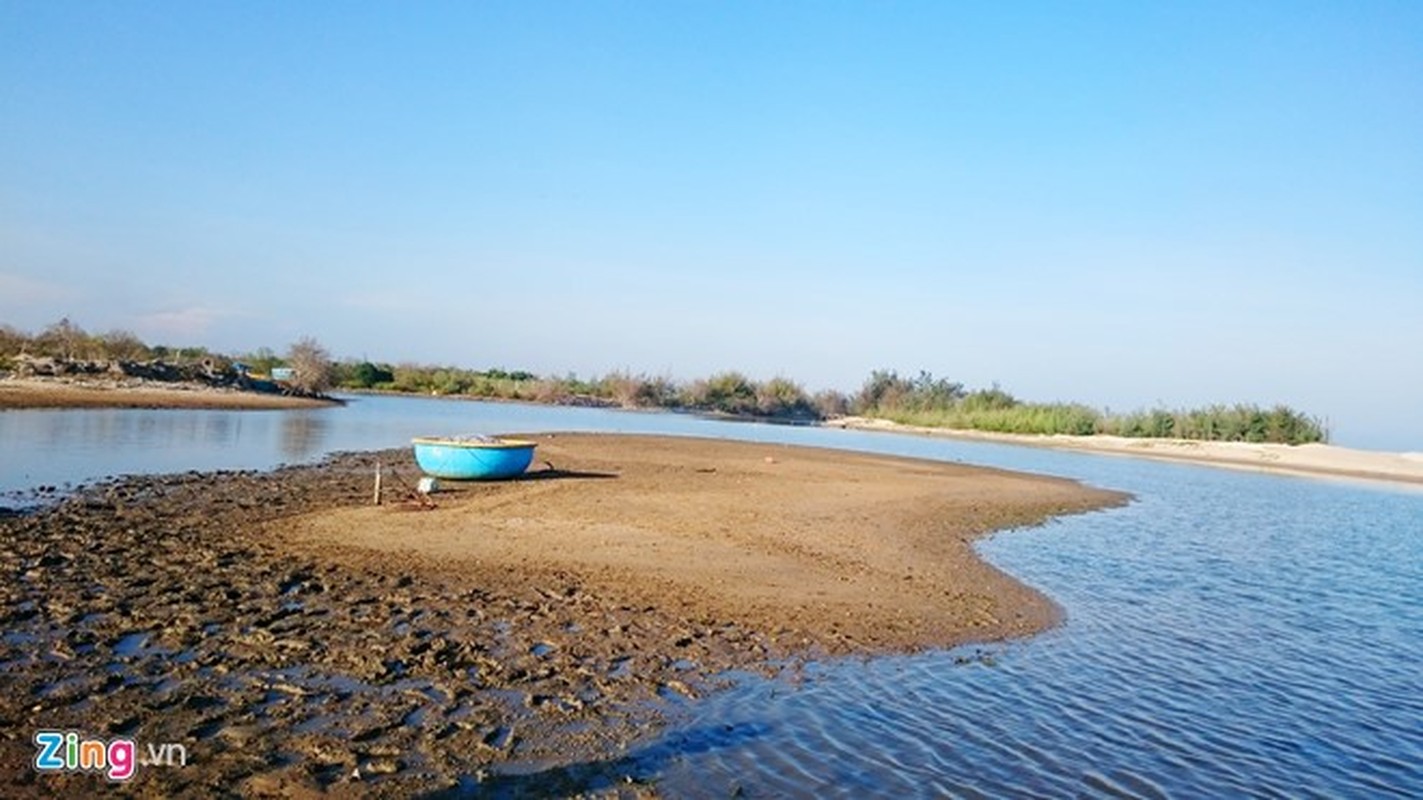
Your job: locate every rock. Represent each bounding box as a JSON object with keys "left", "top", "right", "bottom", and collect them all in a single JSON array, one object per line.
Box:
[
  {"left": 216, "top": 724, "right": 262, "bottom": 745},
  {"left": 360, "top": 758, "right": 402, "bottom": 775},
  {"left": 661, "top": 680, "right": 698, "bottom": 699}
]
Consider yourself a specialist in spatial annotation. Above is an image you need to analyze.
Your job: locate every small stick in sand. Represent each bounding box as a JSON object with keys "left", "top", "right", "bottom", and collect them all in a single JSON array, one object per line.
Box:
[{"left": 373, "top": 461, "right": 383, "bottom": 505}]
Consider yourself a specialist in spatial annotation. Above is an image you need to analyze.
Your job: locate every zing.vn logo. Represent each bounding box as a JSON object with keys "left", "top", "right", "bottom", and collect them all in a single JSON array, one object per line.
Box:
[{"left": 34, "top": 730, "right": 188, "bottom": 782}]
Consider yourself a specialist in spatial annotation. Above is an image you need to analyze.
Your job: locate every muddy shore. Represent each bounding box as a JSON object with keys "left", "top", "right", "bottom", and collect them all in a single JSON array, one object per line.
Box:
[{"left": 0, "top": 434, "right": 1125, "bottom": 796}]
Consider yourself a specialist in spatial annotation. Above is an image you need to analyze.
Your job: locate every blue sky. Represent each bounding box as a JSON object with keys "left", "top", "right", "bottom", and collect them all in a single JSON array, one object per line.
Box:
[{"left": 2, "top": 2, "right": 1420, "bottom": 449}]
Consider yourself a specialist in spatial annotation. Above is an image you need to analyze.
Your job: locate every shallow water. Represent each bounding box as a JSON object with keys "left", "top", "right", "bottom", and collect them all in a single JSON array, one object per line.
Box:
[
  {"left": 0, "top": 393, "right": 736, "bottom": 501},
  {"left": 615, "top": 461, "right": 1423, "bottom": 798},
  {"left": 3, "top": 395, "right": 1420, "bottom": 796}
]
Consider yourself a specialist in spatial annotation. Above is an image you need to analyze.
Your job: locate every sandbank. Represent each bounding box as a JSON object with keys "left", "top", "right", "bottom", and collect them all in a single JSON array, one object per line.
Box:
[
  {"left": 290, "top": 433, "right": 1128, "bottom": 653},
  {"left": 826, "top": 417, "right": 1423, "bottom": 487},
  {"left": 0, "top": 377, "right": 336, "bottom": 410}
]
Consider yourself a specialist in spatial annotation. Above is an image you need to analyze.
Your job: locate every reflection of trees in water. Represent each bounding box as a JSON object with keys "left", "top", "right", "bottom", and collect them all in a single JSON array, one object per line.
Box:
[{"left": 279, "top": 412, "right": 329, "bottom": 460}]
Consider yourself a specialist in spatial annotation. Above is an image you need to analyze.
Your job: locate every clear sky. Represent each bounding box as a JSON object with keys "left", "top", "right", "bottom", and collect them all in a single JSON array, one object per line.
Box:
[{"left": 2, "top": 2, "right": 1420, "bottom": 449}]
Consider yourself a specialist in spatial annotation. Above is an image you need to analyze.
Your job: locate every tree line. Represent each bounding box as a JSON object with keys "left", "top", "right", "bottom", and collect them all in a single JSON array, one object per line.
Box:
[
  {"left": 0, "top": 319, "right": 1328, "bottom": 443},
  {"left": 328, "top": 363, "right": 831, "bottom": 421},
  {"left": 0, "top": 318, "right": 335, "bottom": 396},
  {"left": 852, "top": 369, "right": 1328, "bottom": 444}
]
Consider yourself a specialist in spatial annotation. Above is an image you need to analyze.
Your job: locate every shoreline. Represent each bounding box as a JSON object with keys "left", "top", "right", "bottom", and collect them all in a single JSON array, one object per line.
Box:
[
  {"left": 824, "top": 417, "right": 1423, "bottom": 487},
  {"left": 0, "top": 377, "right": 340, "bottom": 410},
  {"left": 0, "top": 433, "right": 1125, "bottom": 795},
  {"left": 8, "top": 376, "right": 1413, "bottom": 488}
]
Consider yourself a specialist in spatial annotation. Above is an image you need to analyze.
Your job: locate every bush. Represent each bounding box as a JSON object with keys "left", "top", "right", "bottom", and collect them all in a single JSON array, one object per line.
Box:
[
  {"left": 855, "top": 367, "right": 1325, "bottom": 444},
  {"left": 812, "top": 389, "right": 851, "bottom": 419},
  {"left": 755, "top": 376, "right": 813, "bottom": 417},
  {"left": 343, "top": 361, "right": 394, "bottom": 389},
  {"left": 685, "top": 371, "right": 758, "bottom": 415},
  {"left": 596, "top": 371, "right": 679, "bottom": 409},
  {"left": 98, "top": 330, "right": 151, "bottom": 361},
  {"left": 0, "top": 324, "right": 26, "bottom": 356},
  {"left": 855, "top": 369, "right": 965, "bottom": 415}
]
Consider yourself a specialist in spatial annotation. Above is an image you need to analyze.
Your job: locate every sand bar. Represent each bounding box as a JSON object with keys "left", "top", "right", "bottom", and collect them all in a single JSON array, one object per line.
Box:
[
  {"left": 291, "top": 433, "right": 1127, "bottom": 652},
  {"left": 826, "top": 417, "right": 1423, "bottom": 487},
  {"left": 0, "top": 433, "right": 1123, "bottom": 795},
  {"left": 0, "top": 377, "right": 337, "bottom": 410}
]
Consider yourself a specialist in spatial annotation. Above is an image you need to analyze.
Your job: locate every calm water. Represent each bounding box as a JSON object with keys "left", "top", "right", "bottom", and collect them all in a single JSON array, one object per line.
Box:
[
  {"left": 2, "top": 395, "right": 1420, "bottom": 797},
  {"left": 0, "top": 394, "right": 739, "bottom": 501}
]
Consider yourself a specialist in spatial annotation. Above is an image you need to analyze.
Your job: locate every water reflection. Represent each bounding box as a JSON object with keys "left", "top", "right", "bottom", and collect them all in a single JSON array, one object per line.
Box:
[
  {"left": 2, "top": 408, "right": 289, "bottom": 498},
  {"left": 279, "top": 412, "right": 329, "bottom": 460},
  {"left": 0, "top": 394, "right": 742, "bottom": 500}
]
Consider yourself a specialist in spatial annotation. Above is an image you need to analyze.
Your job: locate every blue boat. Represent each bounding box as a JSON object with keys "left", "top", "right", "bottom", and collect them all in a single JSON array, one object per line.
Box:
[{"left": 411, "top": 436, "right": 537, "bottom": 480}]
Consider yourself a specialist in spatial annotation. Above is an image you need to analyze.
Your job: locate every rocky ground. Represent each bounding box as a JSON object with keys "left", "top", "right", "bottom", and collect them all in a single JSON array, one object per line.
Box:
[{"left": 0, "top": 456, "right": 721, "bottom": 796}]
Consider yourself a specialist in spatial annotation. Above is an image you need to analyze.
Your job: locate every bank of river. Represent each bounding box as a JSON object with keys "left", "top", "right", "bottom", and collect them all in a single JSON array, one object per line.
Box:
[{"left": 0, "top": 377, "right": 336, "bottom": 411}]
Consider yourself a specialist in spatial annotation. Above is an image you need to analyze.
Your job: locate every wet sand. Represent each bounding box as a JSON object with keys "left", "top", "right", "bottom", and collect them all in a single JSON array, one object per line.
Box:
[
  {"left": 0, "top": 377, "right": 335, "bottom": 410},
  {"left": 0, "top": 434, "right": 1124, "bottom": 796},
  {"left": 827, "top": 417, "right": 1423, "bottom": 487}
]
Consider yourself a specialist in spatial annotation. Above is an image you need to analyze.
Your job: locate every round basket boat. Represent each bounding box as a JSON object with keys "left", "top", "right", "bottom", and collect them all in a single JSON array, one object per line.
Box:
[{"left": 411, "top": 437, "right": 537, "bottom": 480}]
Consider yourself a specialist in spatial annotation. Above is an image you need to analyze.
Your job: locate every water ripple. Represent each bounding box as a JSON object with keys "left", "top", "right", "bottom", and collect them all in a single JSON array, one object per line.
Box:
[{"left": 634, "top": 455, "right": 1423, "bottom": 798}]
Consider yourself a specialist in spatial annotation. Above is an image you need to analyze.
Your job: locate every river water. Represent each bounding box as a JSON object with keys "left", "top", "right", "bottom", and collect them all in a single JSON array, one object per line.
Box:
[{"left": 2, "top": 394, "right": 1419, "bottom": 797}]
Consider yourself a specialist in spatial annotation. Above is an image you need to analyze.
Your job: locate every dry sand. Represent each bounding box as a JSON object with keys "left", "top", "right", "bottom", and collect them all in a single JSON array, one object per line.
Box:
[
  {"left": 290, "top": 433, "right": 1129, "bottom": 652},
  {"left": 826, "top": 417, "right": 1423, "bottom": 487},
  {"left": 0, "top": 377, "right": 335, "bottom": 410}
]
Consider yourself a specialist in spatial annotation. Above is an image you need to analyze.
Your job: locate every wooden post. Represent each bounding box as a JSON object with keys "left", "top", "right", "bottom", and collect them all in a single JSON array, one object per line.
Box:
[{"left": 373, "top": 461, "right": 383, "bottom": 505}]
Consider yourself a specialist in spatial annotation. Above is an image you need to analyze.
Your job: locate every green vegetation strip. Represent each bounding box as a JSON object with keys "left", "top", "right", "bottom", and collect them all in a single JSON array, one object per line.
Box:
[{"left": 1, "top": 319, "right": 1327, "bottom": 444}]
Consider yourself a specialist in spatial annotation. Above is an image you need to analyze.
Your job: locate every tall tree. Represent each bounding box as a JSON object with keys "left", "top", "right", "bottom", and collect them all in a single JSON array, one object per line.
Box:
[
  {"left": 36, "top": 317, "right": 88, "bottom": 360},
  {"left": 286, "top": 336, "right": 334, "bottom": 395}
]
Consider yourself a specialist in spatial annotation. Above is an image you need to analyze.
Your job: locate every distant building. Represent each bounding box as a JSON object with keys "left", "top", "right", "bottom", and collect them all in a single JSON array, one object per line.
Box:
[{"left": 271, "top": 367, "right": 295, "bottom": 382}]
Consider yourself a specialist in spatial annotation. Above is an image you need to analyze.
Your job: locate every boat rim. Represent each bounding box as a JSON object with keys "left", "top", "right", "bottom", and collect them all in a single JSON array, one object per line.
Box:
[{"left": 411, "top": 437, "right": 538, "bottom": 449}]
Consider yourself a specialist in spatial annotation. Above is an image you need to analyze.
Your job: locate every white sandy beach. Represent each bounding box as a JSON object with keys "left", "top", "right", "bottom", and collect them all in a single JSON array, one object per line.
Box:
[{"left": 825, "top": 417, "right": 1423, "bottom": 487}]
